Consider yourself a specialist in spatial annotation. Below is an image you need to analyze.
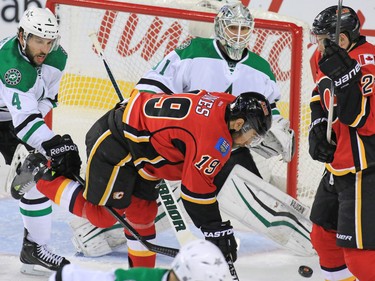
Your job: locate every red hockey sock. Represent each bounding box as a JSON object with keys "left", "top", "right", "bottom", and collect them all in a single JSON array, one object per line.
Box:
[
  {"left": 38, "top": 176, "right": 121, "bottom": 228},
  {"left": 310, "top": 224, "right": 346, "bottom": 268},
  {"left": 124, "top": 196, "right": 158, "bottom": 267}
]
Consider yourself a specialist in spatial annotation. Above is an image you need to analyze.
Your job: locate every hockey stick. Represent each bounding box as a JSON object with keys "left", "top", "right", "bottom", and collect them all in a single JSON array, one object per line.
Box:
[
  {"left": 326, "top": 0, "right": 343, "bottom": 144},
  {"left": 158, "top": 181, "right": 240, "bottom": 280},
  {"left": 89, "top": 32, "right": 124, "bottom": 102},
  {"left": 72, "top": 174, "right": 179, "bottom": 258},
  {"left": 89, "top": 31, "right": 240, "bottom": 279},
  {"left": 105, "top": 206, "right": 179, "bottom": 257},
  {"left": 89, "top": 32, "right": 183, "bottom": 257},
  {"left": 158, "top": 180, "right": 198, "bottom": 244},
  {"left": 89, "top": 32, "right": 190, "bottom": 237}
]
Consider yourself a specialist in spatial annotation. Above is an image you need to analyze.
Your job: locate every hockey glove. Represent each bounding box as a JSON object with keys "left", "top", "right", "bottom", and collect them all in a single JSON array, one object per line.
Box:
[
  {"left": 42, "top": 134, "right": 82, "bottom": 179},
  {"left": 201, "top": 220, "right": 238, "bottom": 262},
  {"left": 308, "top": 118, "right": 336, "bottom": 163},
  {"left": 319, "top": 39, "right": 361, "bottom": 90}
]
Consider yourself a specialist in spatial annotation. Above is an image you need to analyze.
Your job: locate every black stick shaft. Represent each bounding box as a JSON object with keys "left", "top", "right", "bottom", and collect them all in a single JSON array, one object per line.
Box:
[{"left": 72, "top": 173, "right": 178, "bottom": 258}]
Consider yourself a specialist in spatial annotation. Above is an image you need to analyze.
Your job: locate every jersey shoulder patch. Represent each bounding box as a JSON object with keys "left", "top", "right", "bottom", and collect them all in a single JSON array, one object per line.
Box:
[
  {"left": 176, "top": 39, "right": 192, "bottom": 50},
  {"left": 0, "top": 37, "right": 37, "bottom": 91}
]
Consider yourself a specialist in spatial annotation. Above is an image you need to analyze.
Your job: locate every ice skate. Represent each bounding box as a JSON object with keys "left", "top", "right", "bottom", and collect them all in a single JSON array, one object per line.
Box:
[
  {"left": 10, "top": 152, "right": 48, "bottom": 199},
  {"left": 20, "top": 229, "right": 70, "bottom": 276}
]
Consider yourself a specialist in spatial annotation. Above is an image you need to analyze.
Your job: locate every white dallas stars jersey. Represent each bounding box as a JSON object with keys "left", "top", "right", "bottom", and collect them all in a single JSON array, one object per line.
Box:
[
  {"left": 0, "top": 36, "right": 67, "bottom": 154},
  {"left": 136, "top": 37, "right": 281, "bottom": 114}
]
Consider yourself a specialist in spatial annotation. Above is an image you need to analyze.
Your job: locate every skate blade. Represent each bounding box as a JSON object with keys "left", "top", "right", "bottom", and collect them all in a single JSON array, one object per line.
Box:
[{"left": 20, "top": 263, "right": 52, "bottom": 277}]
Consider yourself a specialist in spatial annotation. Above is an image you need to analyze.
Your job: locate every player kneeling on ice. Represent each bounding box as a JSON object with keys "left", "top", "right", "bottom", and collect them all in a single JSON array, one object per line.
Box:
[
  {"left": 12, "top": 89, "right": 272, "bottom": 268},
  {"left": 48, "top": 239, "right": 230, "bottom": 281}
]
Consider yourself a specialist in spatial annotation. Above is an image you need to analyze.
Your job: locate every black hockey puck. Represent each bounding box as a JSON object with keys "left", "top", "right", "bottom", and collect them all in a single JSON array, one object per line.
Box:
[{"left": 298, "top": 265, "right": 313, "bottom": 278}]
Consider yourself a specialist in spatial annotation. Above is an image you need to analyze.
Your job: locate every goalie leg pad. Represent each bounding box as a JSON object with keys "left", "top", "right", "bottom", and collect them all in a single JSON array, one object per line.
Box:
[
  {"left": 217, "top": 164, "right": 316, "bottom": 256},
  {"left": 69, "top": 217, "right": 126, "bottom": 257}
]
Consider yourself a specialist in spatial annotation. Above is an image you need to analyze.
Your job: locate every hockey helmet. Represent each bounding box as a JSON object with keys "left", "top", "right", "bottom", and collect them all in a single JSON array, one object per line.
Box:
[
  {"left": 18, "top": 7, "right": 60, "bottom": 52},
  {"left": 214, "top": 2, "right": 254, "bottom": 60},
  {"left": 230, "top": 92, "right": 272, "bottom": 137},
  {"left": 311, "top": 5, "right": 360, "bottom": 44},
  {"left": 171, "top": 240, "right": 229, "bottom": 281}
]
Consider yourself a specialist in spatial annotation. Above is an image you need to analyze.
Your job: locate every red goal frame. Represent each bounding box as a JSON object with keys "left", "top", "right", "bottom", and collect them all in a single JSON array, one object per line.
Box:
[{"left": 45, "top": 0, "right": 304, "bottom": 199}]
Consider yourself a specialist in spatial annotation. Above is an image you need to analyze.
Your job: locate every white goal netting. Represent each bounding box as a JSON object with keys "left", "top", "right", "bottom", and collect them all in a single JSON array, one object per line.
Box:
[{"left": 48, "top": 0, "right": 323, "bottom": 206}]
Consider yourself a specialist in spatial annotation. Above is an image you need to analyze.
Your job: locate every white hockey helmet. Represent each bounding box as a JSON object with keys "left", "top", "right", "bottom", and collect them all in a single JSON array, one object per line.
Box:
[
  {"left": 18, "top": 7, "right": 60, "bottom": 52},
  {"left": 214, "top": 2, "right": 254, "bottom": 60},
  {"left": 171, "top": 240, "right": 229, "bottom": 281}
]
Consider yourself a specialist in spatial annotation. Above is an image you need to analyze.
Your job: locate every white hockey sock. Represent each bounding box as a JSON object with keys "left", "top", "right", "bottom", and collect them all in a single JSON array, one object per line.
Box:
[{"left": 20, "top": 185, "right": 52, "bottom": 245}]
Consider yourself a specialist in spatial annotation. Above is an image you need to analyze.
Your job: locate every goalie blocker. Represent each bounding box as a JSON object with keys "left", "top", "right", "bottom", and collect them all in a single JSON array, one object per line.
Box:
[{"left": 218, "top": 164, "right": 316, "bottom": 256}]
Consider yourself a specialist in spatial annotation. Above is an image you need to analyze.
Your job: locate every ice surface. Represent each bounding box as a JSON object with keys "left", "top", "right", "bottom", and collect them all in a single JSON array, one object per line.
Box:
[{"left": 0, "top": 152, "right": 323, "bottom": 281}]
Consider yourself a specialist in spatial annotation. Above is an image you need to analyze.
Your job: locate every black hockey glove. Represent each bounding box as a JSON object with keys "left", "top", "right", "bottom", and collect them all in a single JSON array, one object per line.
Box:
[
  {"left": 319, "top": 39, "right": 361, "bottom": 91},
  {"left": 201, "top": 220, "right": 238, "bottom": 262},
  {"left": 308, "top": 118, "right": 336, "bottom": 163},
  {"left": 42, "top": 134, "right": 82, "bottom": 179}
]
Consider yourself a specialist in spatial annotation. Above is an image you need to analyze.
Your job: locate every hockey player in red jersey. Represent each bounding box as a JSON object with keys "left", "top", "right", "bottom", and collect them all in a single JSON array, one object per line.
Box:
[
  {"left": 12, "top": 90, "right": 272, "bottom": 268},
  {"left": 308, "top": 5, "right": 375, "bottom": 281}
]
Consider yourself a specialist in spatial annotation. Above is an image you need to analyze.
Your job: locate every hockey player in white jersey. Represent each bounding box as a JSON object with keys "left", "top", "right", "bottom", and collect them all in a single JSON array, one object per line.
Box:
[
  {"left": 136, "top": 2, "right": 295, "bottom": 189},
  {"left": 0, "top": 7, "right": 81, "bottom": 275},
  {"left": 48, "top": 240, "right": 230, "bottom": 281}
]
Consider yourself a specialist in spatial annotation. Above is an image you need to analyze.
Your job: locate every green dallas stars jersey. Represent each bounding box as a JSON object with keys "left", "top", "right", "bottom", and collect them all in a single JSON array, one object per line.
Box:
[
  {"left": 136, "top": 37, "right": 281, "bottom": 115},
  {"left": 0, "top": 36, "right": 67, "bottom": 154},
  {"left": 114, "top": 268, "right": 169, "bottom": 281}
]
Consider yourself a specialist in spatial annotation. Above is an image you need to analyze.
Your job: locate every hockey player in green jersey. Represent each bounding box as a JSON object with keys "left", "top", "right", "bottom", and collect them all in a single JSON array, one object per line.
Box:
[
  {"left": 0, "top": 7, "right": 81, "bottom": 275},
  {"left": 48, "top": 240, "right": 230, "bottom": 281},
  {"left": 136, "top": 2, "right": 295, "bottom": 189}
]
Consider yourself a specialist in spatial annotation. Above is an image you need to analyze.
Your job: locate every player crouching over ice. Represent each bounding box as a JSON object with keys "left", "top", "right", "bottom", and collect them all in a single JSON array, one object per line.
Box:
[
  {"left": 12, "top": 90, "right": 272, "bottom": 268},
  {"left": 48, "top": 239, "right": 230, "bottom": 281}
]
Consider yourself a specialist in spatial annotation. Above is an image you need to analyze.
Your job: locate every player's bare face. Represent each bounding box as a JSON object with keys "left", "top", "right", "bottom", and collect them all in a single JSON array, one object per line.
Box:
[
  {"left": 232, "top": 128, "right": 258, "bottom": 148},
  {"left": 315, "top": 34, "right": 330, "bottom": 54},
  {"left": 24, "top": 35, "right": 54, "bottom": 66}
]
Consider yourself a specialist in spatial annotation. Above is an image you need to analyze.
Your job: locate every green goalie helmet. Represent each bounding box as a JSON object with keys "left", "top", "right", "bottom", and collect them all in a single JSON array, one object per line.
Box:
[
  {"left": 18, "top": 7, "right": 60, "bottom": 52},
  {"left": 214, "top": 2, "right": 254, "bottom": 60}
]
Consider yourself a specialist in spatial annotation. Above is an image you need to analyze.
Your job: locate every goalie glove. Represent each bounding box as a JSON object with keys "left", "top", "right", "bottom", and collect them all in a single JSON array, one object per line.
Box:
[
  {"left": 319, "top": 39, "right": 361, "bottom": 91},
  {"left": 308, "top": 118, "right": 336, "bottom": 163},
  {"left": 251, "top": 117, "right": 295, "bottom": 162},
  {"left": 201, "top": 220, "right": 238, "bottom": 262}
]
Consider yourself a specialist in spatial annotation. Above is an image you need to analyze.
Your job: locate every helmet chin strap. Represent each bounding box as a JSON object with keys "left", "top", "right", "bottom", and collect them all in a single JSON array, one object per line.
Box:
[{"left": 18, "top": 31, "right": 30, "bottom": 53}]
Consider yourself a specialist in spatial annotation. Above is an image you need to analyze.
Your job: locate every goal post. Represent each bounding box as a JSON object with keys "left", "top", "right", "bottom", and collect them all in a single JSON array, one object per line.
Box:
[{"left": 45, "top": 0, "right": 321, "bottom": 206}]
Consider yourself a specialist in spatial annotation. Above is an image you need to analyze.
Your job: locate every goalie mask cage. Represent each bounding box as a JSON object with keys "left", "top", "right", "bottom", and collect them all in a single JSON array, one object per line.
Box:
[{"left": 45, "top": 0, "right": 322, "bottom": 206}]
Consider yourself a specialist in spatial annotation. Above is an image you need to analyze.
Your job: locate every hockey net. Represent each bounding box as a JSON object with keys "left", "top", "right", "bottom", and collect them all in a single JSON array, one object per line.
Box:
[{"left": 46, "top": 0, "right": 323, "bottom": 206}]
